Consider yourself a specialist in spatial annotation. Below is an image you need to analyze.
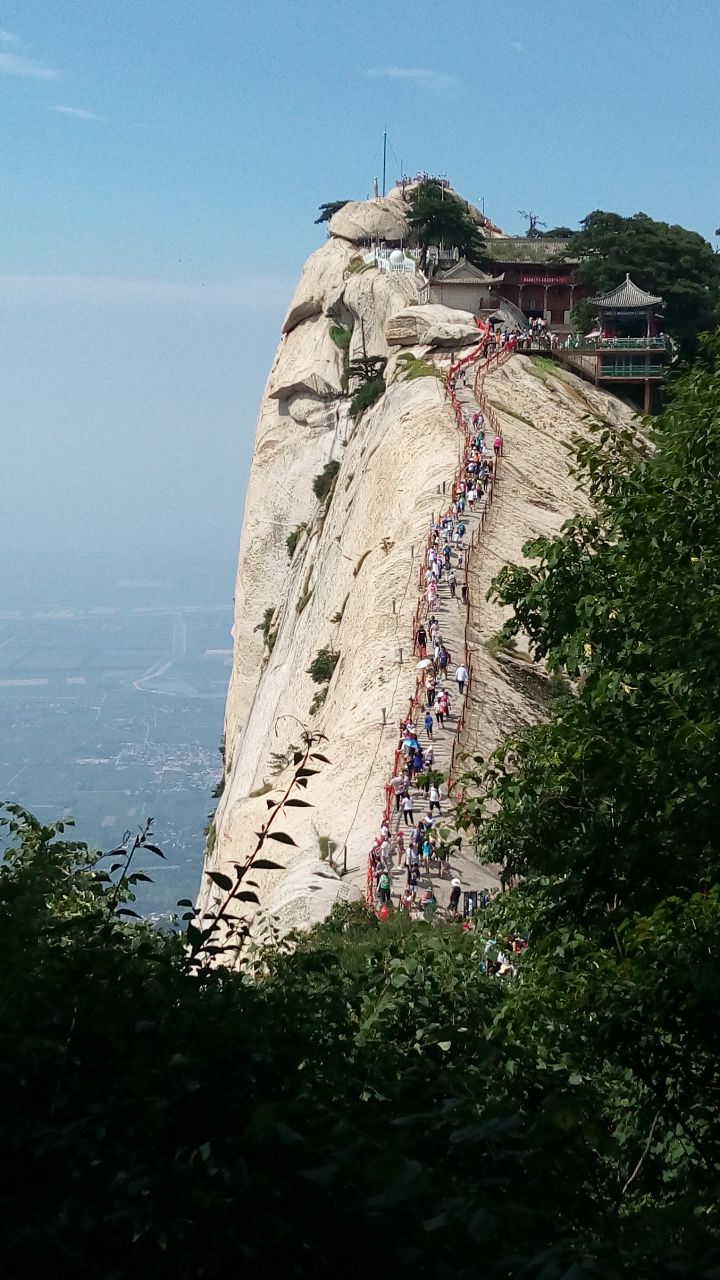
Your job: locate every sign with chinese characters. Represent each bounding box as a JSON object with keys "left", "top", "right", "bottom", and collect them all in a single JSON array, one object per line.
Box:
[{"left": 521, "top": 275, "right": 569, "bottom": 285}]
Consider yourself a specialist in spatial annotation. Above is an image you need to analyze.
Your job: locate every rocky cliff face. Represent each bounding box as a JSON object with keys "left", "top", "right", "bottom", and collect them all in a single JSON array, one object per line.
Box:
[{"left": 199, "top": 195, "right": 635, "bottom": 935}]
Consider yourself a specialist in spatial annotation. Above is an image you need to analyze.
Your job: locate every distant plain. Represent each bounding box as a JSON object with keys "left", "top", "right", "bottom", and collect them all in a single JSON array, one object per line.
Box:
[{"left": 0, "top": 604, "right": 233, "bottom": 914}]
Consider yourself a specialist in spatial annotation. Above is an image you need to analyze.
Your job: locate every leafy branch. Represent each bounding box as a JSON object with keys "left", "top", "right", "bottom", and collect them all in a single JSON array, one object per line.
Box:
[{"left": 187, "top": 731, "right": 330, "bottom": 967}]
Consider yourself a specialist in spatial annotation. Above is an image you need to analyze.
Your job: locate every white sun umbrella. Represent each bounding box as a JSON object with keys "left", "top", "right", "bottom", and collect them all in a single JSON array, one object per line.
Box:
[{"left": 416, "top": 658, "right": 433, "bottom": 669}]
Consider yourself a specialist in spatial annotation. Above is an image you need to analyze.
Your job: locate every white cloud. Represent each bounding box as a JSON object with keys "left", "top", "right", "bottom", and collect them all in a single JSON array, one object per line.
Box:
[
  {"left": 367, "top": 66, "right": 455, "bottom": 90},
  {"left": 0, "top": 50, "right": 62, "bottom": 79},
  {"left": 0, "top": 29, "right": 20, "bottom": 45},
  {"left": 0, "top": 273, "right": 291, "bottom": 310},
  {"left": 51, "top": 105, "right": 103, "bottom": 121}
]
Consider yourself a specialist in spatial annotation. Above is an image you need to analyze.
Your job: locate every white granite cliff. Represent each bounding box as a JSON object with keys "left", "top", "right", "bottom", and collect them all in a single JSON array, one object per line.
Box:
[{"left": 199, "top": 192, "right": 635, "bottom": 937}]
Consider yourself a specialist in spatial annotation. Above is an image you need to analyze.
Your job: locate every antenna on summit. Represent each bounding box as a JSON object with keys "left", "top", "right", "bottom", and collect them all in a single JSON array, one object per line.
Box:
[{"left": 382, "top": 128, "right": 387, "bottom": 197}]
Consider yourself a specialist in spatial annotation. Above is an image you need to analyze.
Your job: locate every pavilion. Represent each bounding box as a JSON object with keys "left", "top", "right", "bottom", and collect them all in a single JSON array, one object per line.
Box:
[{"left": 557, "top": 274, "right": 671, "bottom": 412}]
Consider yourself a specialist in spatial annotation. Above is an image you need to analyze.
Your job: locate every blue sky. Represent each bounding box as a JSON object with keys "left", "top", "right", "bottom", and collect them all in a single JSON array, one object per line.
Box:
[{"left": 2, "top": 0, "right": 718, "bottom": 604}]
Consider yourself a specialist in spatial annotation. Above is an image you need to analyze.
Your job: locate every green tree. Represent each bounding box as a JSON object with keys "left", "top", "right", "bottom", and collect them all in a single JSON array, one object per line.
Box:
[
  {"left": 408, "top": 180, "right": 486, "bottom": 270},
  {"left": 315, "top": 199, "right": 350, "bottom": 224},
  {"left": 538, "top": 225, "right": 576, "bottom": 238},
  {"left": 570, "top": 210, "right": 720, "bottom": 349},
  {"left": 346, "top": 352, "right": 387, "bottom": 420}
]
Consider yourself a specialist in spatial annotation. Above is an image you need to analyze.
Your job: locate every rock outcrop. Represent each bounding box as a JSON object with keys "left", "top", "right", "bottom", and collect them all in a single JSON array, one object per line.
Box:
[
  {"left": 327, "top": 190, "right": 410, "bottom": 245},
  {"left": 386, "top": 303, "right": 481, "bottom": 349},
  {"left": 199, "top": 193, "right": 636, "bottom": 941}
]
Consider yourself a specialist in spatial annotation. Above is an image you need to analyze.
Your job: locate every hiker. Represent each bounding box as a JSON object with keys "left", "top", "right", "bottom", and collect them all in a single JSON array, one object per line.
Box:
[
  {"left": 448, "top": 878, "right": 462, "bottom": 917},
  {"left": 461, "top": 581, "right": 469, "bottom": 604},
  {"left": 455, "top": 662, "right": 468, "bottom": 695},
  {"left": 378, "top": 871, "right": 391, "bottom": 905},
  {"left": 448, "top": 572, "right": 457, "bottom": 598},
  {"left": 416, "top": 623, "right": 427, "bottom": 657},
  {"left": 395, "top": 829, "right": 405, "bottom": 868},
  {"left": 424, "top": 711, "right": 433, "bottom": 741},
  {"left": 400, "top": 884, "right": 414, "bottom": 913},
  {"left": 420, "top": 886, "right": 437, "bottom": 922},
  {"left": 425, "top": 673, "right": 436, "bottom": 707},
  {"left": 493, "top": 434, "right": 503, "bottom": 457},
  {"left": 370, "top": 841, "right": 382, "bottom": 883},
  {"left": 390, "top": 774, "right": 405, "bottom": 812},
  {"left": 435, "top": 700, "right": 445, "bottom": 729},
  {"left": 401, "top": 794, "right": 415, "bottom": 826},
  {"left": 429, "top": 782, "right": 441, "bottom": 815}
]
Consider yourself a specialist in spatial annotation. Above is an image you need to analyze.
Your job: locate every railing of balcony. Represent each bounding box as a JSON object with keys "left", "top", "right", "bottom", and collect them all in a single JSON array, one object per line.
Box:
[
  {"left": 599, "top": 362, "right": 667, "bottom": 378},
  {"left": 563, "top": 336, "right": 670, "bottom": 352}
]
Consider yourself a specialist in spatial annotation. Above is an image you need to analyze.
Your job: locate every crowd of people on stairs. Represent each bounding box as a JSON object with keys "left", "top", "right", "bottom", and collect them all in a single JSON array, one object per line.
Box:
[{"left": 363, "top": 327, "right": 520, "bottom": 962}]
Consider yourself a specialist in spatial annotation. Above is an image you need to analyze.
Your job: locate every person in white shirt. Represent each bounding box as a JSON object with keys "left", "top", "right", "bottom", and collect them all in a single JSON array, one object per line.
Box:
[
  {"left": 455, "top": 663, "right": 468, "bottom": 695},
  {"left": 390, "top": 774, "right": 405, "bottom": 812},
  {"left": 429, "top": 783, "right": 441, "bottom": 815}
]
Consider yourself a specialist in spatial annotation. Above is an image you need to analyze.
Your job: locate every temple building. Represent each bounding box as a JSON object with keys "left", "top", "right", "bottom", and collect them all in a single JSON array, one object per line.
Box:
[
  {"left": 556, "top": 275, "right": 671, "bottom": 412},
  {"left": 420, "top": 257, "right": 505, "bottom": 313},
  {"left": 481, "top": 237, "right": 582, "bottom": 328}
]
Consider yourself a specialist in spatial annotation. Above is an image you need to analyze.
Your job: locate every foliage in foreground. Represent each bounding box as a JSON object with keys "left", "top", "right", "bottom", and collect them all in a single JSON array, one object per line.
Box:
[{"left": 2, "top": 800, "right": 719, "bottom": 1279}]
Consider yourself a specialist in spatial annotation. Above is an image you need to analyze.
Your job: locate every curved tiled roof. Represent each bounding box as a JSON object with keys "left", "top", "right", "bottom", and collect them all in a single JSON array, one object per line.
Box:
[
  {"left": 432, "top": 257, "right": 504, "bottom": 285},
  {"left": 590, "top": 273, "right": 663, "bottom": 309}
]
